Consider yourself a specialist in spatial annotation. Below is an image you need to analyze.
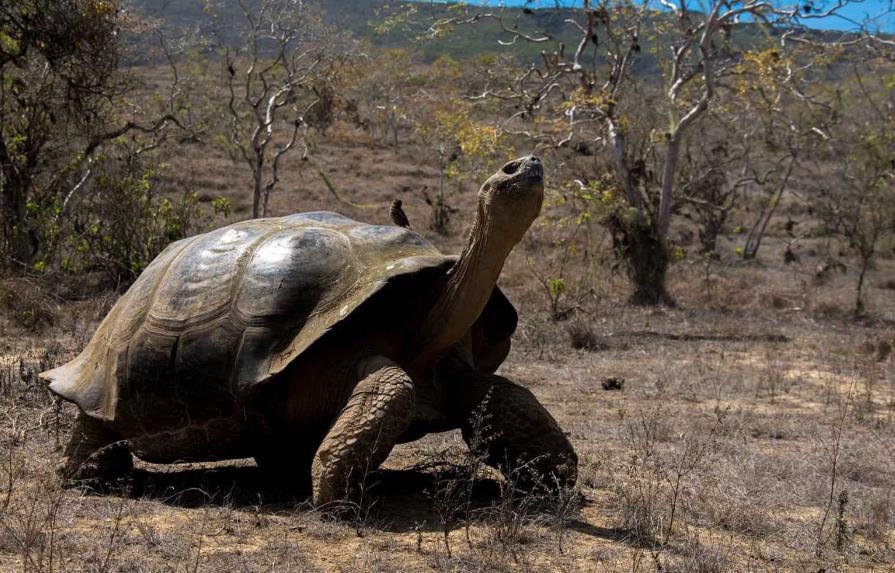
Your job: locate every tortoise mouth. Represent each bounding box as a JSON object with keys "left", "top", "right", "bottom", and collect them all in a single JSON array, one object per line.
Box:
[
  {"left": 517, "top": 163, "right": 543, "bottom": 190},
  {"left": 516, "top": 174, "right": 544, "bottom": 192},
  {"left": 524, "top": 174, "right": 543, "bottom": 185},
  {"left": 492, "top": 173, "right": 543, "bottom": 195},
  {"left": 524, "top": 161, "right": 543, "bottom": 179}
]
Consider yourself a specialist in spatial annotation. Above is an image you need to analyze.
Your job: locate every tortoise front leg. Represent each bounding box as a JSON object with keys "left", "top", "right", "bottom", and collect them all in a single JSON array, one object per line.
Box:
[
  {"left": 311, "top": 356, "right": 415, "bottom": 506},
  {"left": 445, "top": 372, "right": 577, "bottom": 489}
]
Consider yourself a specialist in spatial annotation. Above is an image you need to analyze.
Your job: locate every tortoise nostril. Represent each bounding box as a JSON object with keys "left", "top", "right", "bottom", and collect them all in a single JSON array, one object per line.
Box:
[{"left": 502, "top": 160, "right": 521, "bottom": 175}]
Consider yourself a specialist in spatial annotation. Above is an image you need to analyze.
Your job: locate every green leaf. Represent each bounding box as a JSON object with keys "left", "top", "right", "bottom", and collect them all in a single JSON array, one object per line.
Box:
[{"left": 548, "top": 277, "right": 566, "bottom": 297}]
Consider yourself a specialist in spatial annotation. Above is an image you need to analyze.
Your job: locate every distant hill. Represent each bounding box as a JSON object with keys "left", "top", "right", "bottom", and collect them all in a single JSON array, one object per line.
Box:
[
  {"left": 320, "top": 0, "right": 591, "bottom": 61},
  {"left": 129, "top": 0, "right": 592, "bottom": 61},
  {"left": 127, "top": 0, "right": 863, "bottom": 66}
]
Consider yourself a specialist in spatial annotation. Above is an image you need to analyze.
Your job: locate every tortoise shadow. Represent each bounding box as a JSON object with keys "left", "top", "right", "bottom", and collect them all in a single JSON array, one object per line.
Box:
[
  {"left": 124, "top": 465, "right": 620, "bottom": 540},
  {"left": 128, "top": 465, "right": 500, "bottom": 514},
  {"left": 129, "top": 465, "right": 294, "bottom": 509}
]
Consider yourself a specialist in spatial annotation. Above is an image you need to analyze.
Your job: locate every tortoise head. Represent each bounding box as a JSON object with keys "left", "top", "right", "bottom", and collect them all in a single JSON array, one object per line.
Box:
[{"left": 477, "top": 155, "right": 544, "bottom": 248}]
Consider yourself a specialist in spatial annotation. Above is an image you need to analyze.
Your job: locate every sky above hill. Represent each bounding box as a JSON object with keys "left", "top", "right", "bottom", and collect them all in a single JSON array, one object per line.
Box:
[{"left": 430, "top": 0, "right": 895, "bottom": 32}]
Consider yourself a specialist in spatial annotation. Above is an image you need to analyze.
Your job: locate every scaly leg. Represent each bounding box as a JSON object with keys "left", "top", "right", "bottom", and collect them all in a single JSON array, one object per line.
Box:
[
  {"left": 311, "top": 356, "right": 415, "bottom": 506},
  {"left": 445, "top": 372, "right": 577, "bottom": 489}
]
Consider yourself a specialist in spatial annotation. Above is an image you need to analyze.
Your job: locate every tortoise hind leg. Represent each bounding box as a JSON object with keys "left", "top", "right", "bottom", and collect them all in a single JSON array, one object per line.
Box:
[
  {"left": 444, "top": 372, "right": 577, "bottom": 490},
  {"left": 58, "top": 413, "right": 133, "bottom": 487}
]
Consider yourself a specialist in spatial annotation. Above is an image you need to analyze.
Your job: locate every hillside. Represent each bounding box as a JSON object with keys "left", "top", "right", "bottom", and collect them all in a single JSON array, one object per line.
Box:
[{"left": 128, "top": 0, "right": 837, "bottom": 63}]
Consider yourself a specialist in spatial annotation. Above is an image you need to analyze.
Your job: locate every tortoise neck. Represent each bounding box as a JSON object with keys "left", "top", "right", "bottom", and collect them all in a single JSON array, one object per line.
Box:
[{"left": 408, "top": 205, "right": 513, "bottom": 372}]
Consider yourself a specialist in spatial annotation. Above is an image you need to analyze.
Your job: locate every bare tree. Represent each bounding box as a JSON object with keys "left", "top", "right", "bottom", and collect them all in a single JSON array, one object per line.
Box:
[
  {"left": 349, "top": 48, "right": 422, "bottom": 148},
  {"left": 677, "top": 122, "right": 749, "bottom": 256},
  {"left": 212, "top": 0, "right": 335, "bottom": 219},
  {"left": 728, "top": 37, "right": 848, "bottom": 262}
]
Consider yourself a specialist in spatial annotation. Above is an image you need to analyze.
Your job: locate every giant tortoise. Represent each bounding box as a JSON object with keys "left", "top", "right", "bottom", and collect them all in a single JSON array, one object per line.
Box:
[{"left": 40, "top": 155, "right": 577, "bottom": 505}]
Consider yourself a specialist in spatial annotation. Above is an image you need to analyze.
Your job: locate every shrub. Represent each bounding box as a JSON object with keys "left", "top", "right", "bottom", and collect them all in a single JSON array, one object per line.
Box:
[
  {"left": 0, "top": 278, "right": 58, "bottom": 331},
  {"left": 568, "top": 322, "right": 608, "bottom": 352}
]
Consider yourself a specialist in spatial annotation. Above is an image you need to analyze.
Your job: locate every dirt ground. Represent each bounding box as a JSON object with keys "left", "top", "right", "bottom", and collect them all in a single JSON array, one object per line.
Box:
[{"left": 0, "top": 132, "right": 893, "bottom": 572}]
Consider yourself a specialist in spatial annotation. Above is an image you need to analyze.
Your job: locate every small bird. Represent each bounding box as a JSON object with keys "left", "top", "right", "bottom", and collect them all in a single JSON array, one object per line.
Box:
[{"left": 389, "top": 199, "right": 411, "bottom": 229}]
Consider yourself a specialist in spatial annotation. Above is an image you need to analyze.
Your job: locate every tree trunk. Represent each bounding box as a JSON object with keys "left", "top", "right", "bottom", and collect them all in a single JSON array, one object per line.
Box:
[
  {"left": 855, "top": 255, "right": 869, "bottom": 317},
  {"left": 743, "top": 159, "right": 794, "bottom": 260},
  {"left": 627, "top": 226, "right": 674, "bottom": 306},
  {"left": 742, "top": 186, "right": 783, "bottom": 260},
  {"left": 607, "top": 215, "right": 675, "bottom": 306},
  {"left": 699, "top": 215, "right": 722, "bottom": 256},
  {"left": 658, "top": 136, "right": 680, "bottom": 239},
  {"left": 0, "top": 163, "right": 37, "bottom": 269},
  {"left": 251, "top": 160, "right": 264, "bottom": 219},
  {"left": 608, "top": 119, "right": 641, "bottom": 211}
]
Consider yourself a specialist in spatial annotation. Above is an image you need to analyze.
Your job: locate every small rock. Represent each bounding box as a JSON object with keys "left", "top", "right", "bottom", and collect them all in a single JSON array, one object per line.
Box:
[{"left": 601, "top": 377, "right": 625, "bottom": 391}]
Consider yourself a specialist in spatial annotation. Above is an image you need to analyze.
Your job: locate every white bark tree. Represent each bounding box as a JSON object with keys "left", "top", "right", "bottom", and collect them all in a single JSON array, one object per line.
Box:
[{"left": 213, "top": 0, "right": 333, "bottom": 218}]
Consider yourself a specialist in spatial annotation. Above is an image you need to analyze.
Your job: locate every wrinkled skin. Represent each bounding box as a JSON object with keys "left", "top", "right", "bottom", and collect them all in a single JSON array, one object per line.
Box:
[{"left": 47, "top": 155, "right": 578, "bottom": 506}]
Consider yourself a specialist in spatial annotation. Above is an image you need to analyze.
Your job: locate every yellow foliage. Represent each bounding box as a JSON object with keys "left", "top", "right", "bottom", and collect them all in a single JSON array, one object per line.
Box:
[
  {"left": 88, "top": 0, "right": 117, "bottom": 16},
  {"left": 565, "top": 88, "right": 614, "bottom": 115},
  {"left": 449, "top": 117, "right": 498, "bottom": 157},
  {"left": 432, "top": 54, "right": 462, "bottom": 80},
  {"left": 418, "top": 100, "right": 502, "bottom": 179},
  {"left": 735, "top": 48, "right": 790, "bottom": 95}
]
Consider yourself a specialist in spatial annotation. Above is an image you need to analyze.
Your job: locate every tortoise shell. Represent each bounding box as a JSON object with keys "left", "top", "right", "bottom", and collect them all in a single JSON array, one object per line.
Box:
[{"left": 40, "top": 212, "right": 507, "bottom": 423}]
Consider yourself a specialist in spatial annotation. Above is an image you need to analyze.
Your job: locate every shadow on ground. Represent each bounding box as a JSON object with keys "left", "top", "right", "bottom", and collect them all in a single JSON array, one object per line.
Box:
[
  {"left": 129, "top": 464, "right": 291, "bottom": 508},
  {"left": 115, "top": 464, "right": 622, "bottom": 541}
]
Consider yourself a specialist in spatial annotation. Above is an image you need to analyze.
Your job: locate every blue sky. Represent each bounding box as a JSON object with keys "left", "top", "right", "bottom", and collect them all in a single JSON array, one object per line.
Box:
[{"left": 434, "top": 1, "right": 895, "bottom": 32}]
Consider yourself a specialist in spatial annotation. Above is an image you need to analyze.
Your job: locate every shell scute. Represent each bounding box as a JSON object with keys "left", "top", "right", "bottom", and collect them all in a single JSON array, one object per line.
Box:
[
  {"left": 149, "top": 223, "right": 269, "bottom": 331},
  {"left": 347, "top": 224, "right": 433, "bottom": 253},
  {"left": 120, "top": 329, "right": 179, "bottom": 432},
  {"left": 111, "top": 238, "right": 192, "bottom": 343},
  {"left": 174, "top": 318, "right": 244, "bottom": 418},
  {"left": 234, "top": 226, "right": 356, "bottom": 325}
]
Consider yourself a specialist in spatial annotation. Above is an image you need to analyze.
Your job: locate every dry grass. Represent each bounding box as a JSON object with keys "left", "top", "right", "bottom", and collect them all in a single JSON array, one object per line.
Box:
[{"left": 0, "top": 123, "right": 893, "bottom": 572}]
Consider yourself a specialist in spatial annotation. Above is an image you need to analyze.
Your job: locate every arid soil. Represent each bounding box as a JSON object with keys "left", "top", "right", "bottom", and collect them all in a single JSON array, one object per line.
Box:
[{"left": 0, "top": 131, "right": 893, "bottom": 572}]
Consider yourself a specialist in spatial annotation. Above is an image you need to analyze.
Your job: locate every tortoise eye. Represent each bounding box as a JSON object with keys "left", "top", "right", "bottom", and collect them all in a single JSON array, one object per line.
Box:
[{"left": 501, "top": 160, "right": 520, "bottom": 175}]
